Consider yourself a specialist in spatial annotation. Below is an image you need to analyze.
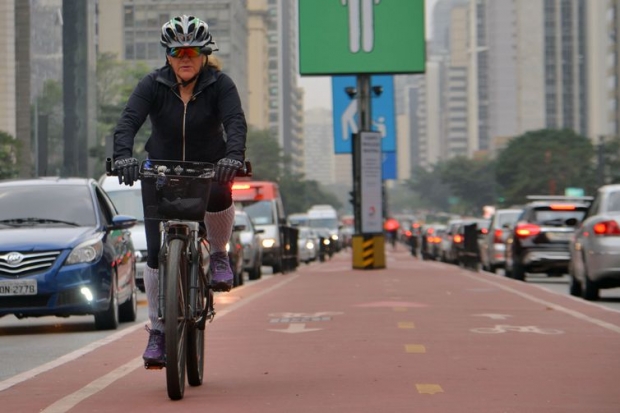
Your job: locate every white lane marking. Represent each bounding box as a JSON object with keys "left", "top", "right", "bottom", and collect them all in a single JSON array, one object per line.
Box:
[
  {"left": 1, "top": 273, "right": 300, "bottom": 412},
  {"left": 40, "top": 357, "right": 143, "bottom": 413},
  {"left": 0, "top": 323, "right": 144, "bottom": 392},
  {"left": 268, "top": 323, "right": 322, "bottom": 334},
  {"left": 459, "top": 269, "right": 620, "bottom": 334},
  {"left": 529, "top": 282, "right": 620, "bottom": 315}
]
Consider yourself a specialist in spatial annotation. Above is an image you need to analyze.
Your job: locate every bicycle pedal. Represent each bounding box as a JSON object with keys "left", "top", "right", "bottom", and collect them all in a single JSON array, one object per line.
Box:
[{"left": 144, "top": 361, "right": 165, "bottom": 370}]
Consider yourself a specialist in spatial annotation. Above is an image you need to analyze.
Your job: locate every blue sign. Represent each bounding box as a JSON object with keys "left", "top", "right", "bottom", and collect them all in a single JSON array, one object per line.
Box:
[
  {"left": 382, "top": 151, "right": 396, "bottom": 180},
  {"left": 332, "top": 75, "right": 396, "bottom": 154}
]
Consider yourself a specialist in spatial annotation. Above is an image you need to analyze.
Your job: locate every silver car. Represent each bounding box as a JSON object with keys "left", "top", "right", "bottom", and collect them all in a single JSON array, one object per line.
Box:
[
  {"left": 297, "top": 226, "right": 319, "bottom": 264},
  {"left": 569, "top": 185, "right": 620, "bottom": 301},
  {"left": 100, "top": 176, "right": 147, "bottom": 293},
  {"left": 480, "top": 208, "right": 522, "bottom": 273},
  {"left": 234, "top": 210, "right": 264, "bottom": 281}
]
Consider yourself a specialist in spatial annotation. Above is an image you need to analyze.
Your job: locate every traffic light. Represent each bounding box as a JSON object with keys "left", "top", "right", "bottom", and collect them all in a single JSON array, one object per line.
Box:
[{"left": 349, "top": 190, "right": 356, "bottom": 206}]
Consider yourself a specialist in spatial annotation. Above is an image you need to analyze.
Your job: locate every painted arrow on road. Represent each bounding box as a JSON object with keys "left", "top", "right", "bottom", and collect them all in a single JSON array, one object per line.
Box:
[{"left": 268, "top": 323, "right": 322, "bottom": 334}]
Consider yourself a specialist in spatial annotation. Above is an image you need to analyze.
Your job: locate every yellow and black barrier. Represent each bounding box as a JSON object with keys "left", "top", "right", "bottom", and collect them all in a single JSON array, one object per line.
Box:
[{"left": 352, "top": 233, "right": 385, "bottom": 269}]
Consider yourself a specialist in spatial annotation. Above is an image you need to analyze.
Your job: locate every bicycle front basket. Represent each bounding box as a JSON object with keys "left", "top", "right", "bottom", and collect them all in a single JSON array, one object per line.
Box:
[{"left": 141, "top": 159, "right": 215, "bottom": 221}]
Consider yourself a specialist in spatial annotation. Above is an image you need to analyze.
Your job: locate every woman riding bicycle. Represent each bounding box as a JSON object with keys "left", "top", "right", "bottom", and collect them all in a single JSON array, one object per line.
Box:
[{"left": 112, "top": 15, "right": 247, "bottom": 367}]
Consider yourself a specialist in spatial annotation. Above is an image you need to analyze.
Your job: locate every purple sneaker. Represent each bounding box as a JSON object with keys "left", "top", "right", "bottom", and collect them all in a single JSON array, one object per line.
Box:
[
  {"left": 210, "top": 251, "right": 233, "bottom": 292},
  {"left": 142, "top": 326, "right": 165, "bottom": 366}
]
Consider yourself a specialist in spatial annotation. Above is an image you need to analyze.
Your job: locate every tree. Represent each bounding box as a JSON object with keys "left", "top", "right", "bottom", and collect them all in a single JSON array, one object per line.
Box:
[
  {"left": 92, "top": 53, "right": 152, "bottom": 177},
  {"left": 0, "top": 131, "right": 20, "bottom": 179},
  {"left": 495, "top": 129, "right": 596, "bottom": 205},
  {"left": 33, "top": 80, "right": 64, "bottom": 175},
  {"left": 245, "top": 127, "right": 342, "bottom": 214},
  {"left": 404, "top": 164, "right": 452, "bottom": 212},
  {"left": 438, "top": 155, "right": 497, "bottom": 215},
  {"left": 245, "top": 128, "right": 285, "bottom": 181}
]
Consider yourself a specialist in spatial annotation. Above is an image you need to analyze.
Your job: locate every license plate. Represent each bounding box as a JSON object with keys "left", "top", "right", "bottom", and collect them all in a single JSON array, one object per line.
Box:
[
  {"left": 546, "top": 232, "right": 572, "bottom": 241},
  {"left": 0, "top": 279, "right": 37, "bottom": 296}
]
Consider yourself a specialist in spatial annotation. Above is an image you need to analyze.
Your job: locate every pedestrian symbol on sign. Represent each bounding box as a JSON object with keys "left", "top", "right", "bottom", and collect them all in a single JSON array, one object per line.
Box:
[{"left": 341, "top": 0, "right": 382, "bottom": 53}]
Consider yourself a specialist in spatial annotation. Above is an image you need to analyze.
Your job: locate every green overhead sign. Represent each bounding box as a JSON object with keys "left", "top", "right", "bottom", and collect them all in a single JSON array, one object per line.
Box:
[{"left": 298, "top": 0, "right": 426, "bottom": 75}]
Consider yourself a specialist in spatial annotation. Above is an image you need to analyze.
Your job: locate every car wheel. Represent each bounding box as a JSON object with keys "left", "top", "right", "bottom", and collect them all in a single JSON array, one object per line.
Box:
[
  {"left": 119, "top": 283, "right": 138, "bottom": 323},
  {"left": 582, "top": 269, "right": 599, "bottom": 301},
  {"left": 512, "top": 262, "right": 526, "bottom": 281},
  {"left": 248, "top": 254, "right": 262, "bottom": 280},
  {"left": 94, "top": 275, "right": 119, "bottom": 330}
]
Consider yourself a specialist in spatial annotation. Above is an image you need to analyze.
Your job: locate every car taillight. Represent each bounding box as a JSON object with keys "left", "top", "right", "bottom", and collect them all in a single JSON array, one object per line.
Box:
[
  {"left": 515, "top": 223, "right": 541, "bottom": 238},
  {"left": 493, "top": 228, "right": 503, "bottom": 243},
  {"left": 593, "top": 220, "right": 620, "bottom": 236},
  {"left": 453, "top": 234, "right": 463, "bottom": 243}
]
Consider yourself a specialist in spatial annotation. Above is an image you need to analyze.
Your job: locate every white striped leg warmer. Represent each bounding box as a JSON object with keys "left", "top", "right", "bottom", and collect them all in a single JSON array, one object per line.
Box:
[
  {"left": 204, "top": 204, "right": 235, "bottom": 253},
  {"left": 143, "top": 265, "right": 164, "bottom": 331}
]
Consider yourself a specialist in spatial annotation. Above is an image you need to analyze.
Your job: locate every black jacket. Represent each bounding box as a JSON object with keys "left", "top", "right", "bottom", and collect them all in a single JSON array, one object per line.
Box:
[{"left": 113, "top": 65, "right": 246, "bottom": 164}]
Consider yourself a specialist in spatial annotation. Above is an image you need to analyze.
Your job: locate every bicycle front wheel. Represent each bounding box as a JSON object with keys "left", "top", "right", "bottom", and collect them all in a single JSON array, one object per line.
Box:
[{"left": 165, "top": 238, "right": 188, "bottom": 400}]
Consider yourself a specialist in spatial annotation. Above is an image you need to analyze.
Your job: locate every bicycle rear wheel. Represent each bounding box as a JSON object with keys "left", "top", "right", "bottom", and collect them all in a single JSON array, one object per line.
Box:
[
  {"left": 165, "top": 238, "right": 188, "bottom": 400},
  {"left": 186, "top": 269, "right": 208, "bottom": 386}
]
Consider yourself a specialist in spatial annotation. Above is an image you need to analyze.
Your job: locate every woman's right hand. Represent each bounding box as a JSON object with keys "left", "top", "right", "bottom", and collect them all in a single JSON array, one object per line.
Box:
[{"left": 114, "top": 157, "right": 140, "bottom": 186}]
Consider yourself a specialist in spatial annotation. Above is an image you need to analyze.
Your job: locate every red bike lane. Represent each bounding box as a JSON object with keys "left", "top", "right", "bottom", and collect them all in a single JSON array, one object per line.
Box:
[{"left": 2, "top": 249, "right": 619, "bottom": 412}]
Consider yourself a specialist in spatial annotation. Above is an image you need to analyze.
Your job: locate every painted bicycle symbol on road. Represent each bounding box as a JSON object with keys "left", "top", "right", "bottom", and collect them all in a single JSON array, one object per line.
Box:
[{"left": 471, "top": 324, "right": 564, "bottom": 335}]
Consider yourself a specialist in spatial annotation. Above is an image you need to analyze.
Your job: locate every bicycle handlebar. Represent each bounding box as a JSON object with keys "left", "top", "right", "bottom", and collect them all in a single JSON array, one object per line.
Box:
[{"left": 105, "top": 158, "right": 253, "bottom": 179}]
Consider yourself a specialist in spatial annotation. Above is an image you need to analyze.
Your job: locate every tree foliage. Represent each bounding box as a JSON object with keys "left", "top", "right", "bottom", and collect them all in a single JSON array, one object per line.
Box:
[
  {"left": 438, "top": 155, "right": 497, "bottom": 215},
  {"left": 495, "top": 129, "right": 596, "bottom": 205},
  {"left": 405, "top": 165, "right": 452, "bottom": 212},
  {"left": 245, "top": 128, "right": 342, "bottom": 214},
  {"left": 34, "top": 79, "right": 64, "bottom": 175},
  {"left": 0, "top": 130, "right": 20, "bottom": 179},
  {"left": 92, "top": 53, "right": 152, "bottom": 177}
]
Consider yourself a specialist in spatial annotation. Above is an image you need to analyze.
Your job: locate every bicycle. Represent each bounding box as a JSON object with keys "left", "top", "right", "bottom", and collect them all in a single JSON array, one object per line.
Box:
[{"left": 106, "top": 158, "right": 250, "bottom": 400}]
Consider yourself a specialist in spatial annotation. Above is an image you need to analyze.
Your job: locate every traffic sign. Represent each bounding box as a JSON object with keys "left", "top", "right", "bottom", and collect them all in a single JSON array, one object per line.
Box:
[
  {"left": 299, "top": 0, "right": 426, "bottom": 75},
  {"left": 332, "top": 75, "right": 395, "bottom": 154},
  {"left": 382, "top": 151, "right": 396, "bottom": 180}
]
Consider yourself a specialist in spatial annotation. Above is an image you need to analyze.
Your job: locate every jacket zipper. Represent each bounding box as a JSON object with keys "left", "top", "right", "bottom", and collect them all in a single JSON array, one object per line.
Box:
[{"left": 174, "top": 88, "right": 204, "bottom": 161}]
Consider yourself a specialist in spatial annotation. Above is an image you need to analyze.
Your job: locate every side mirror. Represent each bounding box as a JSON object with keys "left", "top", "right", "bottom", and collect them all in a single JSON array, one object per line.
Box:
[
  {"left": 255, "top": 229, "right": 265, "bottom": 234},
  {"left": 109, "top": 214, "right": 137, "bottom": 230},
  {"left": 234, "top": 224, "right": 246, "bottom": 232}
]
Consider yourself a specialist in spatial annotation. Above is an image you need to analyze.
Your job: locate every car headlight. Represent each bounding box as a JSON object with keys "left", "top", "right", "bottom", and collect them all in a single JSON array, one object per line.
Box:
[
  {"left": 331, "top": 235, "right": 339, "bottom": 241},
  {"left": 66, "top": 237, "right": 104, "bottom": 265},
  {"left": 305, "top": 241, "right": 315, "bottom": 250},
  {"left": 262, "top": 238, "right": 276, "bottom": 248},
  {"left": 225, "top": 242, "right": 231, "bottom": 252}
]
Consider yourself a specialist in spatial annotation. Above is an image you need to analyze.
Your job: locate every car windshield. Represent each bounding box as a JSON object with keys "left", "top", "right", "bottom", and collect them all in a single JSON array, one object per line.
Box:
[
  {"left": 0, "top": 184, "right": 97, "bottom": 227},
  {"left": 498, "top": 211, "right": 521, "bottom": 226},
  {"left": 235, "top": 214, "right": 251, "bottom": 228},
  {"left": 308, "top": 218, "right": 339, "bottom": 229},
  {"left": 237, "top": 200, "right": 274, "bottom": 225},
  {"left": 607, "top": 191, "right": 620, "bottom": 212},
  {"left": 106, "top": 190, "right": 144, "bottom": 221}
]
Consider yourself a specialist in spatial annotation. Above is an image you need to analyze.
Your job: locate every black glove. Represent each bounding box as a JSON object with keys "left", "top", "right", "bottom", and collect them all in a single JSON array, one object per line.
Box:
[
  {"left": 114, "top": 157, "right": 139, "bottom": 186},
  {"left": 215, "top": 158, "right": 243, "bottom": 184}
]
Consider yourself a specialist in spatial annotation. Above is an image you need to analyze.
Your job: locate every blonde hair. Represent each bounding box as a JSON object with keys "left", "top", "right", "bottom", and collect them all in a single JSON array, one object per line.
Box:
[{"left": 206, "top": 55, "right": 222, "bottom": 71}]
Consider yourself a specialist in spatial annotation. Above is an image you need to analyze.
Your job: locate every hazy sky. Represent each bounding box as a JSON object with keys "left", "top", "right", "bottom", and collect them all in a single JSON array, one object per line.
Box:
[{"left": 298, "top": 0, "right": 436, "bottom": 111}]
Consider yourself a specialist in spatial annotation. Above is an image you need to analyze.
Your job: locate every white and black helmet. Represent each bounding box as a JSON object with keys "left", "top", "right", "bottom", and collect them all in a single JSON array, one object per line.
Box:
[{"left": 160, "top": 15, "right": 218, "bottom": 50}]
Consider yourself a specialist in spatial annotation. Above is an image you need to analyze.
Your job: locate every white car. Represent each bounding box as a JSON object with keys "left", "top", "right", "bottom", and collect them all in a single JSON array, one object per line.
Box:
[{"left": 100, "top": 175, "right": 147, "bottom": 292}]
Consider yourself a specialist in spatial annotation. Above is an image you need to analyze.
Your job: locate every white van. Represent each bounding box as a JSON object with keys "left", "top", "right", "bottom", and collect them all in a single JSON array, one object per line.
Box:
[{"left": 99, "top": 176, "right": 147, "bottom": 292}]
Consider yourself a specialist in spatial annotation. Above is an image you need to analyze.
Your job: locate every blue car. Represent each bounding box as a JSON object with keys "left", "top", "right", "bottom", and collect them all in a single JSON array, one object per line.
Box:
[{"left": 0, "top": 177, "right": 138, "bottom": 330}]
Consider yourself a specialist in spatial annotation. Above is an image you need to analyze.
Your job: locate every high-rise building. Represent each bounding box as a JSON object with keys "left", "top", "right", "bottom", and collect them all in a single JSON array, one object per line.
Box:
[
  {"left": 266, "top": 0, "right": 304, "bottom": 174},
  {"left": 303, "top": 108, "right": 334, "bottom": 184},
  {"left": 246, "top": 0, "right": 270, "bottom": 130},
  {"left": 0, "top": 0, "right": 17, "bottom": 138}
]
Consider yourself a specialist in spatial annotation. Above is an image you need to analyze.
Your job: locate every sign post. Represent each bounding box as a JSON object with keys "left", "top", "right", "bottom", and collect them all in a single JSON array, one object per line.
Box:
[{"left": 299, "top": 0, "right": 425, "bottom": 269}]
